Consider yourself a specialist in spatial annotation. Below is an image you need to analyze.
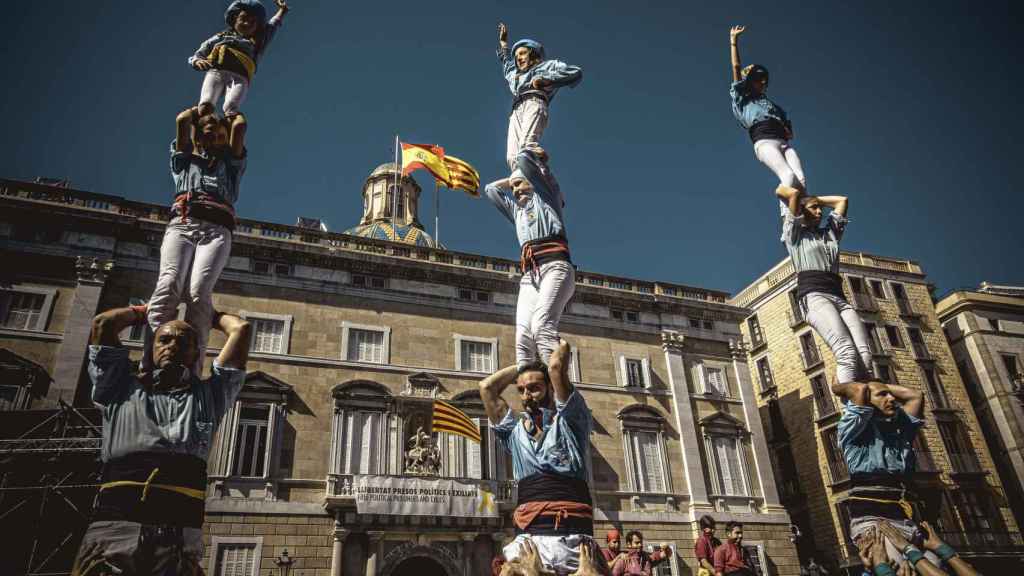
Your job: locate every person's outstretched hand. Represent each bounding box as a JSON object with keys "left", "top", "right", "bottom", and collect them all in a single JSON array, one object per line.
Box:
[
  {"left": 918, "top": 521, "right": 945, "bottom": 552},
  {"left": 192, "top": 58, "right": 212, "bottom": 71},
  {"left": 499, "top": 22, "right": 508, "bottom": 46},
  {"left": 519, "top": 539, "right": 547, "bottom": 575},
  {"left": 878, "top": 522, "right": 913, "bottom": 553},
  {"left": 570, "top": 542, "right": 602, "bottom": 576},
  {"left": 730, "top": 25, "right": 745, "bottom": 39}
]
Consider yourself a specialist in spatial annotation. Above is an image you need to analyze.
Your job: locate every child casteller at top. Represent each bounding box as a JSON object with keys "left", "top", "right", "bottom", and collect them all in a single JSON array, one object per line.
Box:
[
  {"left": 190, "top": 0, "right": 290, "bottom": 118},
  {"left": 497, "top": 22, "right": 582, "bottom": 169}
]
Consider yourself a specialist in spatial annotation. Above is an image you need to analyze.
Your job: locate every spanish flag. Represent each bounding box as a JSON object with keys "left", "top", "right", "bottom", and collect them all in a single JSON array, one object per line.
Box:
[
  {"left": 401, "top": 142, "right": 451, "bottom": 185},
  {"left": 442, "top": 155, "right": 481, "bottom": 197},
  {"left": 432, "top": 400, "right": 481, "bottom": 443}
]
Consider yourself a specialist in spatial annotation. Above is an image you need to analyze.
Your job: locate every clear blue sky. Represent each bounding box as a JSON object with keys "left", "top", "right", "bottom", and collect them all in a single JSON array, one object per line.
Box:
[{"left": 1, "top": 1, "right": 1018, "bottom": 296}]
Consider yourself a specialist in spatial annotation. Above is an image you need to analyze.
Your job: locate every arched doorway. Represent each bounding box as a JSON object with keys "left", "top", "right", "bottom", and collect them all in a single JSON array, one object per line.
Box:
[{"left": 392, "top": 556, "right": 448, "bottom": 576}]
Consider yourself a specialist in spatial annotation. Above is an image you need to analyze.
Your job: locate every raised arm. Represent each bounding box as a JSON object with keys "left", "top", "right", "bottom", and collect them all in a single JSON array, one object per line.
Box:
[
  {"left": 817, "top": 195, "right": 848, "bottom": 217},
  {"left": 272, "top": 0, "right": 289, "bottom": 22},
  {"left": 176, "top": 107, "right": 198, "bottom": 154},
  {"left": 832, "top": 381, "right": 870, "bottom": 405},
  {"left": 479, "top": 365, "right": 518, "bottom": 424},
  {"left": 229, "top": 112, "right": 247, "bottom": 157},
  {"left": 213, "top": 312, "right": 251, "bottom": 370},
  {"left": 886, "top": 383, "right": 924, "bottom": 419},
  {"left": 548, "top": 339, "right": 573, "bottom": 403},
  {"left": 918, "top": 521, "right": 980, "bottom": 576},
  {"left": 189, "top": 34, "right": 218, "bottom": 70},
  {"left": 730, "top": 25, "right": 745, "bottom": 82},
  {"left": 90, "top": 306, "right": 147, "bottom": 347},
  {"left": 498, "top": 22, "right": 508, "bottom": 53}
]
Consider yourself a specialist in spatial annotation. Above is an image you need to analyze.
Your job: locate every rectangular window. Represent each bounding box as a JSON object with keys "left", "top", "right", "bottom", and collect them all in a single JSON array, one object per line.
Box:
[
  {"left": 348, "top": 328, "right": 385, "bottom": 363},
  {"left": 787, "top": 290, "right": 805, "bottom": 326},
  {"left": 891, "top": 282, "right": 908, "bottom": 300},
  {"left": 864, "top": 322, "right": 885, "bottom": 355},
  {"left": 800, "top": 332, "right": 822, "bottom": 368},
  {"left": 990, "top": 318, "right": 1001, "bottom": 331},
  {"left": 756, "top": 357, "right": 774, "bottom": 391},
  {"left": 250, "top": 318, "right": 285, "bottom": 354},
  {"left": 0, "top": 384, "right": 27, "bottom": 411},
  {"left": 568, "top": 347, "right": 582, "bottom": 383},
  {"left": 869, "top": 280, "right": 887, "bottom": 299},
  {"left": 689, "top": 318, "right": 701, "bottom": 329},
  {"left": 938, "top": 421, "right": 981, "bottom": 474},
  {"left": 352, "top": 274, "right": 387, "bottom": 289},
  {"left": 821, "top": 427, "right": 850, "bottom": 484},
  {"left": 628, "top": 430, "right": 667, "bottom": 493},
  {"left": 2, "top": 291, "right": 44, "bottom": 330},
  {"left": 436, "top": 422, "right": 483, "bottom": 480},
  {"left": 884, "top": 325, "right": 904, "bottom": 348},
  {"left": 701, "top": 365, "right": 729, "bottom": 396},
  {"left": 711, "top": 436, "right": 748, "bottom": 496},
  {"left": 875, "top": 362, "right": 898, "bottom": 384},
  {"left": 214, "top": 543, "right": 258, "bottom": 576},
  {"left": 1001, "top": 354, "right": 1020, "bottom": 379},
  {"left": 611, "top": 308, "right": 639, "bottom": 323},
  {"left": 460, "top": 340, "right": 494, "bottom": 373},
  {"left": 748, "top": 316, "right": 764, "bottom": 347},
  {"left": 342, "top": 411, "right": 382, "bottom": 474},
  {"left": 625, "top": 359, "right": 644, "bottom": 387},
  {"left": 810, "top": 374, "right": 836, "bottom": 417},
  {"left": 703, "top": 320, "right": 714, "bottom": 330},
  {"left": 849, "top": 276, "right": 867, "bottom": 294},
  {"left": 922, "top": 367, "right": 951, "bottom": 410},
  {"left": 907, "top": 327, "right": 930, "bottom": 360},
  {"left": 231, "top": 405, "right": 271, "bottom": 477}
]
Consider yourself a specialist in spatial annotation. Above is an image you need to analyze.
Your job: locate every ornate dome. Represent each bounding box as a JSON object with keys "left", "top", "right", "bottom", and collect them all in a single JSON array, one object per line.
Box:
[
  {"left": 344, "top": 221, "right": 436, "bottom": 248},
  {"left": 344, "top": 162, "right": 439, "bottom": 247}
]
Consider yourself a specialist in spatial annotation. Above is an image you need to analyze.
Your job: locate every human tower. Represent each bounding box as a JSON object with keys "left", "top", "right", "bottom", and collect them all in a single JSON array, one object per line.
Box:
[{"left": 70, "top": 3, "right": 965, "bottom": 575}]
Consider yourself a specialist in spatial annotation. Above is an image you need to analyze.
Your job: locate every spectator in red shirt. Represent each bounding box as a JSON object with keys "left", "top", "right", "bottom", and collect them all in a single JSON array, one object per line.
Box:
[
  {"left": 612, "top": 531, "right": 652, "bottom": 576},
  {"left": 713, "top": 521, "right": 754, "bottom": 576},
  {"left": 694, "top": 515, "right": 721, "bottom": 576},
  {"left": 602, "top": 529, "right": 627, "bottom": 571}
]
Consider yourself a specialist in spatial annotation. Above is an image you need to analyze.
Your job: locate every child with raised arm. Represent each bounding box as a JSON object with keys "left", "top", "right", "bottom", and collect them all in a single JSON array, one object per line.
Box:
[
  {"left": 145, "top": 106, "right": 248, "bottom": 377},
  {"left": 497, "top": 22, "right": 582, "bottom": 169},
  {"left": 729, "top": 25, "right": 804, "bottom": 217},
  {"left": 484, "top": 150, "right": 574, "bottom": 369},
  {"left": 778, "top": 187, "right": 873, "bottom": 385},
  {"left": 191, "top": 0, "right": 290, "bottom": 117}
]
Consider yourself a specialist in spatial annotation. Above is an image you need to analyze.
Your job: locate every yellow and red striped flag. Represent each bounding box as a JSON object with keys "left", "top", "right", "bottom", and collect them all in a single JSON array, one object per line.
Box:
[
  {"left": 401, "top": 142, "right": 451, "bottom": 184},
  {"left": 442, "top": 155, "right": 481, "bottom": 197},
  {"left": 432, "top": 399, "right": 481, "bottom": 443}
]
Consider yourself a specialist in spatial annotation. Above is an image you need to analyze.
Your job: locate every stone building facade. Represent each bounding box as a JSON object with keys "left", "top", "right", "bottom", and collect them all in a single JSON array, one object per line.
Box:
[
  {"left": 0, "top": 173, "right": 798, "bottom": 576},
  {"left": 936, "top": 284, "right": 1024, "bottom": 526},
  {"left": 732, "top": 254, "right": 1024, "bottom": 573}
]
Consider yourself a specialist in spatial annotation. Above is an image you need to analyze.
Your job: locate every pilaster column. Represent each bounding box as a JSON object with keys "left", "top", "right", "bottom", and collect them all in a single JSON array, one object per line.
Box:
[
  {"left": 729, "top": 340, "right": 783, "bottom": 510},
  {"left": 460, "top": 532, "right": 476, "bottom": 576},
  {"left": 365, "top": 531, "right": 384, "bottom": 576},
  {"left": 661, "top": 331, "right": 712, "bottom": 510},
  {"left": 50, "top": 257, "right": 113, "bottom": 405},
  {"left": 331, "top": 516, "right": 349, "bottom": 576}
]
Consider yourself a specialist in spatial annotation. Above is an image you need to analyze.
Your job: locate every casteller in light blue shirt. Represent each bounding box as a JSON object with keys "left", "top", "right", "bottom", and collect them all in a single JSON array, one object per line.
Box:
[
  {"left": 484, "top": 151, "right": 567, "bottom": 247},
  {"left": 729, "top": 77, "right": 790, "bottom": 131},
  {"left": 88, "top": 345, "right": 245, "bottom": 462},
  {"left": 170, "top": 140, "right": 247, "bottom": 215},
  {"left": 498, "top": 40, "right": 582, "bottom": 101},
  {"left": 492, "top": 389, "right": 592, "bottom": 481},
  {"left": 837, "top": 401, "right": 924, "bottom": 477},
  {"left": 782, "top": 210, "right": 848, "bottom": 271}
]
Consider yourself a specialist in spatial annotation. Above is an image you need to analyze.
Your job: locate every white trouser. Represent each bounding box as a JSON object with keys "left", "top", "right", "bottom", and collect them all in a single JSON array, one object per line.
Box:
[
  {"left": 803, "top": 292, "right": 873, "bottom": 384},
  {"left": 507, "top": 98, "right": 549, "bottom": 169},
  {"left": 850, "top": 517, "right": 941, "bottom": 567},
  {"left": 504, "top": 534, "right": 598, "bottom": 576},
  {"left": 199, "top": 69, "right": 250, "bottom": 116},
  {"left": 754, "top": 138, "right": 806, "bottom": 216},
  {"left": 516, "top": 260, "right": 575, "bottom": 368},
  {"left": 147, "top": 217, "right": 232, "bottom": 376}
]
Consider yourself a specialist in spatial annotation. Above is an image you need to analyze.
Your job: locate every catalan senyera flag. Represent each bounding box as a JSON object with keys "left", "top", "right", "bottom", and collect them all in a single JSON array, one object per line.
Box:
[
  {"left": 442, "top": 155, "right": 481, "bottom": 197},
  {"left": 432, "top": 399, "right": 481, "bottom": 443},
  {"left": 401, "top": 142, "right": 450, "bottom": 185}
]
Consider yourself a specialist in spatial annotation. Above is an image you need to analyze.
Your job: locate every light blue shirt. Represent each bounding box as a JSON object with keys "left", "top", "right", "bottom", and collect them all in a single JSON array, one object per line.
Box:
[
  {"left": 170, "top": 141, "right": 247, "bottom": 212},
  {"left": 189, "top": 13, "right": 283, "bottom": 77},
  {"left": 730, "top": 79, "right": 790, "bottom": 130},
  {"left": 783, "top": 211, "right": 848, "bottom": 273},
  {"left": 493, "top": 390, "right": 592, "bottom": 481},
  {"left": 837, "top": 401, "right": 924, "bottom": 477},
  {"left": 88, "top": 345, "right": 245, "bottom": 462},
  {"left": 485, "top": 153, "right": 567, "bottom": 247},
  {"left": 498, "top": 47, "right": 582, "bottom": 101}
]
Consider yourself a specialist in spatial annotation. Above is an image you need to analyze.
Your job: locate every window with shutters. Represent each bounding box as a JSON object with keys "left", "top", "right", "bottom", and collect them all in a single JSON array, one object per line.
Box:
[
  {"left": 339, "top": 410, "right": 384, "bottom": 474},
  {"left": 342, "top": 322, "right": 390, "bottom": 364},
  {"left": 617, "top": 355, "right": 651, "bottom": 388},
  {"left": 884, "top": 325, "right": 904, "bottom": 348},
  {"left": 455, "top": 336, "right": 496, "bottom": 373},
  {"left": 210, "top": 539, "right": 262, "bottom": 576},
  {"left": 626, "top": 359, "right": 644, "bottom": 387},
  {"left": 245, "top": 313, "right": 292, "bottom": 355},
  {"left": 210, "top": 373, "right": 291, "bottom": 486},
  {"left": 619, "top": 406, "right": 671, "bottom": 495},
  {"left": 0, "top": 287, "right": 55, "bottom": 331},
  {"left": 800, "top": 331, "right": 822, "bottom": 369},
  {"left": 328, "top": 382, "right": 399, "bottom": 489},
  {"left": 875, "top": 361, "right": 898, "bottom": 385},
  {"left": 568, "top": 346, "right": 582, "bottom": 383},
  {"left": 756, "top": 357, "right": 775, "bottom": 392},
  {"left": 710, "top": 435, "right": 749, "bottom": 496},
  {"left": 231, "top": 405, "right": 271, "bottom": 477},
  {"left": 698, "top": 363, "right": 730, "bottom": 397},
  {"left": 435, "top": 417, "right": 484, "bottom": 479}
]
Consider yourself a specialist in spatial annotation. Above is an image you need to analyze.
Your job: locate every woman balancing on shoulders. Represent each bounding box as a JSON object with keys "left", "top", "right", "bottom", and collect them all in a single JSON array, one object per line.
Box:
[
  {"left": 778, "top": 187, "right": 874, "bottom": 388},
  {"left": 729, "top": 25, "right": 805, "bottom": 219}
]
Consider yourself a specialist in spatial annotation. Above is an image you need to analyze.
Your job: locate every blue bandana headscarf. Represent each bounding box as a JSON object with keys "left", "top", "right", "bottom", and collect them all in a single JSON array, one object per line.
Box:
[
  {"left": 511, "top": 38, "right": 546, "bottom": 61},
  {"left": 225, "top": 0, "right": 268, "bottom": 27}
]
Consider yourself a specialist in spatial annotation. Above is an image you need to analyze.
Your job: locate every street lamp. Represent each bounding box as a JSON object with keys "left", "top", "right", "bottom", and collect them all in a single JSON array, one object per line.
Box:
[{"left": 275, "top": 549, "right": 294, "bottom": 576}]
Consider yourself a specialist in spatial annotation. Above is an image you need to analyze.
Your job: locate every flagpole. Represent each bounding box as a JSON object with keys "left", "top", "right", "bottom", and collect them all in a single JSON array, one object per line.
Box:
[{"left": 434, "top": 179, "right": 440, "bottom": 247}]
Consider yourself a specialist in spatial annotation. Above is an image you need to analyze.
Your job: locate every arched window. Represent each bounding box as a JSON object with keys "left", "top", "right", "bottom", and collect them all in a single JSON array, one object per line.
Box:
[
  {"left": 618, "top": 405, "right": 672, "bottom": 494},
  {"left": 328, "top": 381, "right": 397, "bottom": 496},
  {"left": 699, "top": 412, "right": 753, "bottom": 499}
]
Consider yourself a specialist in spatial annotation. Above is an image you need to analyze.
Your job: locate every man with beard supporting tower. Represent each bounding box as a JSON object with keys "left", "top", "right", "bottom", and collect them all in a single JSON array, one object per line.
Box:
[
  {"left": 480, "top": 340, "right": 606, "bottom": 575},
  {"left": 71, "top": 307, "right": 251, "bottom": 575}
]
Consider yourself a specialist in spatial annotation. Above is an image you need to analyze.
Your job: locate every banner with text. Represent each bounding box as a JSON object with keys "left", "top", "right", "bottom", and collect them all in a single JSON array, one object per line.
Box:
[{"left": 354, "top": 475, "right": 499, "bottom": 518}]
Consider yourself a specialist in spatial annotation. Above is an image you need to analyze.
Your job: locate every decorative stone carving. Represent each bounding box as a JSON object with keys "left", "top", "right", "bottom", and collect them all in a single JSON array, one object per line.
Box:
[
  {"left": 75, "top": 256, "right": 113, "bottom": 285},
  {"left": 404, "top": 372, "right": 443, "bottom": 398},
  {"left": 661, "top": 330, "right": 686, "bottom": 353},
  {"left": 403, "top": 426, "right": 441, "bottom": 476}
]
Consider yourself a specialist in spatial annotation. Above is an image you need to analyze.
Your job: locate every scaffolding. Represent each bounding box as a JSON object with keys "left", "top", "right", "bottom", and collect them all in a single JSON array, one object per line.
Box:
[{"left": 0, "top": 401, "right": 103, "bottom": 576}]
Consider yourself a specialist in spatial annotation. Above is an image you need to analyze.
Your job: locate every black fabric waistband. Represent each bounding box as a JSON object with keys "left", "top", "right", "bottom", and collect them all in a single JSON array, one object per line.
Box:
[
  {"left": 512, "top": 91, "right": 549, "bottom": 111},
  {"left": 516, "top": 472, "right": 592, "bottom": 506},
  {"left": 93, "top": 452, "right": 208, "bottom": 528},
  {"left": 796, "top": 270, "right": 846, "bottom": 301},
  {"left": 173, "top": 197, "right": 237, "bottom": 231},
  {"left": 749, "top": 118, "right": 789, "bottom": 143}
]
